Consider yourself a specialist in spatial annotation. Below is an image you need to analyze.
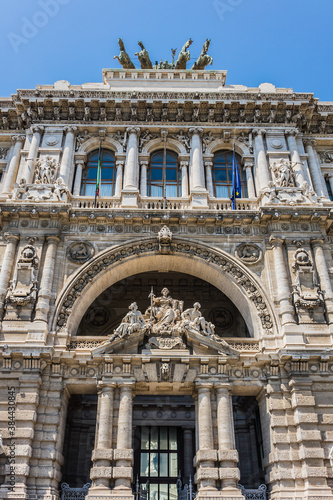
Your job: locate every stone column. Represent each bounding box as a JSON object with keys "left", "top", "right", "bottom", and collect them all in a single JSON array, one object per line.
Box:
[
  {"left": 0, "top": 234, "right": 19, "bottom": 315},
  {"left": 311, "top": 239, "right": 333, "bottom": 323},
  {"left": 270, "top": 237, "right": 295, "bottom": 325},
  {"left": 216, "top": 384, "right": 241, "bottom": 493},
  {"left": 20, "top": 126, "right": 44, "bottom": 184},
  {"left": 90, "top": 384, "right": 115, "bottom": 492},
  {"left": 73, "top": 159, "right": 85, "bottom": 196},
  {"left": 189, "top": 128, "right": 206, "bottom": 192},
  {"left": 34, "top": 236, "right": 61, "bottom": 322},
  {"left": 60, "top": 126, "right": 78, "bottom": 186},
  {"left": 243, "top": 160, "right": 256, "bottom": 198},
  {"left": 183, "top": 428, "right": 193, "bottom": 483},
  {"left": 327, "top": 173, "right": 333, "bottom": 200},
  {"left": 114, "top": 160, "right": 124, "bottom": 197},
  {"left": 123, "top": 128, "right": 140, "bottom": 190},
  {"left": 139, "top": 160, "right": 148, "bottom": 197},
  {"left": 204, "top": 161, "right": 214, "bottom": 197},
  {"left": 2, "top": 135, "right": 25, "bottom": 194},
  {"left": 286, "top": 129, "right": 306, "bottom": 187},
  {"left": 114, "top": 383, "right": 134, "bottom": 491},
  {"left": 253, "top": 129, "right": 270, "bottom": 190},
  {"left": 181, "top": 161, "right": 189, "bottom": 197},
  {"left": 195, "top": 383, "right": 218, "bottom": 491},
  {"left": 304, "top": 139, "right": 326, "bottom": 197}
]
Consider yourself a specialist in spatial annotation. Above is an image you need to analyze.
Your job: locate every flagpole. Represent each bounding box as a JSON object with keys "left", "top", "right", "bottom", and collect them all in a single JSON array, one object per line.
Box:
[{"left": 94, "top": 140, "right": 102, "bottom": 208}]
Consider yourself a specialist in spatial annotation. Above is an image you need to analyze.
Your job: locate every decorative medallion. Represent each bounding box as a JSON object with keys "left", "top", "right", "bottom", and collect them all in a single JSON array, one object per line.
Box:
[
  {"left": 67, "top": 241, "right": 95, "bottom": 263},
  {"left": 236, "top": 243, "right": 262, "bottom": 265},
  {"left": 45, "top": 135, "right": 59, "bottom": 146}
]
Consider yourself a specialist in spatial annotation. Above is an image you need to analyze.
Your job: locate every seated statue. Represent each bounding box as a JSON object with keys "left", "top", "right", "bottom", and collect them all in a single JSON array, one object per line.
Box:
[
  {"left": 181, "top": 302, "right": 215, "bottom": 336},
  {"left": 147, "top": 288, "right": 183, "bottom": 330},
  {"left": 107, "top": 302, "right": 146, "bottom": 343}
]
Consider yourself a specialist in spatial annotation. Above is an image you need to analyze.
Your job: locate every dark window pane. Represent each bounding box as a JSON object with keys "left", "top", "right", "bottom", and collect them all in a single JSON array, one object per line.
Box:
[
  {"left": 214, "top": 169, "right": 227, "bottom": 181},
  {"left": 87, "top": 168, "right": 97, "bottom": 180}
]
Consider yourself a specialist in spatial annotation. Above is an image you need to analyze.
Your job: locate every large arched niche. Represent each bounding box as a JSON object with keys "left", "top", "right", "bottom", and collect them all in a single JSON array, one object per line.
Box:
[
  {"left": 76, "top": 271, "right": 249, "bottom": 338},
  {"left": 52, "top": 238, "right": 277, "bottom": 340}
]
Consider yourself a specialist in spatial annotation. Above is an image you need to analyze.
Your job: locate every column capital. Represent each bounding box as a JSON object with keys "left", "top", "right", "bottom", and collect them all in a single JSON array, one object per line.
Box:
[
  {"left": 189, "top": 127, "right": 203, "bottom": 136},
  {"left": 64, "top": 125, "right": 78, "bottom": 135},
  {"left": 75, "top": 158, "right": 85, "bottom": 166},
  {"left": 310, "top": 238, "right": 325, "bottom": 248},
  {"left": 269, "top": 236, "right": 285, "bottom": 247},
  {"left": 30, "top": 125, "right": 44, "bottom": 134},
  {"left": 11, "top": 135, "right": 25, "bottom": 144},
  {"left": 139, "top": 160, "right": 148, "bottom": 166},
  {"left": 215, "top": 383, "right": 232, "bottom": 393},
  {"left": 204, "top": 161, "right": 213, "bottom": 168},
  {"left": 196, "top": 382, "right": 213, "bottom": 391},
  {"left": 326, "top": 172, "right": 333, "bottom": 179},
  {"left": 253, "top": 128, "right": 266, "bottom": 137},
  {"left": 118, "top": 381, "right": 135, "bottom": 390},
  {"left": 97, "top": 382, "right": 117, "bottom": 394},
  {"left": 243, "top": 161, "right": 254, "bottom": 170},
  {"left": 45, "top": 235, "right": 61, "bottom": 244},
  {"left": 126, "top": 126, "right": 140, "bottom": 135},
  {"left": 285, "top": 128, "right": 298, "bottom": 137},
  {"left": 4, "top": 233, "right": 20, "bottom": 244},
  {"left": 304, "top": 138, "right": 316, "bottom": 147}
]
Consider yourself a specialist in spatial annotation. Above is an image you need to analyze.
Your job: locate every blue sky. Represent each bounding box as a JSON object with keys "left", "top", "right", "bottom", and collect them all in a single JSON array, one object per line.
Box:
[{"left": 1, "top": 0, "right": 332, "bottom": 100}]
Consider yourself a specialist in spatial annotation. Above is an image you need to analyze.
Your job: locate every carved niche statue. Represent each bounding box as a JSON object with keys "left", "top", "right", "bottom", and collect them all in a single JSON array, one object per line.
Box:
[
  {"left": 135, "top": 41, "right": 153, "bottom": 69},
  {"left": 34, "top": 156, "right": 58, "bottom": 184},
  {"left": 4, "top": 243, "right": 39, "bottom": 321},
  {"left": 96, "top": 288, "right": 237, "bottom": 354},
  {"left": 191, "top": 39, "right": 213, "bottom": 70},
  {"left": 271, "top": 159, "right": 296, "bottom": 188},
  {"left": 114, "top": 38, "right": 135, "bottom": 69},
  {"left": 175, "top": 39, "right": 193, "bottom": 70},
  {"left": 292, "top": 247, "right": 325, "bottom": 324}
]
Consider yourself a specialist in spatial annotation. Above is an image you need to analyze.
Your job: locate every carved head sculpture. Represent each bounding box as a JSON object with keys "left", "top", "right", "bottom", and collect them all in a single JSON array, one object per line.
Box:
[
  {"left": 21, "top": 245, "right": 36, "bottom": 262},
  {"left": 193, "top": 302, "right": 201, "bottom": 310},
  {"left": 161, "top": 288, "right": 170, "bottom": 297},
  {"left": 118, "top": 38, "right": 125, "bottom": 51},
  {"left": 129, "top": 302, "right": 138, "bottom": 311}
]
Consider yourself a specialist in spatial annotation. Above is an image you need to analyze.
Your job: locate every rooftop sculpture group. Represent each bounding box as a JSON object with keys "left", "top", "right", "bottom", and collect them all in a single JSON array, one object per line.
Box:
[{"left": 114, "top": 38, "right": 213, "bottom": 70}]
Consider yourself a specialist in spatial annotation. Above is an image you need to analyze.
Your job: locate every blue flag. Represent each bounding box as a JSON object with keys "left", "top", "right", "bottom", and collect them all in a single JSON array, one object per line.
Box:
[{"left": 230, "top": 146, "right": 242, "bottom": 209}]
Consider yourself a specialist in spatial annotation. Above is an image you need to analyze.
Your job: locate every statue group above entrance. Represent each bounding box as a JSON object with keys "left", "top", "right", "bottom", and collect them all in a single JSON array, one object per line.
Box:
[
  {"left": 113, "top": 38, "right": 213, "bottom": 70},
  {"left": 98, "top": 288, "right": 236, "bottom": 353}
]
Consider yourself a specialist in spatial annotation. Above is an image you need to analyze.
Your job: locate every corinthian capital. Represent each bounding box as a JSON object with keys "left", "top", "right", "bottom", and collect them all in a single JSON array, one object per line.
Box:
[
  {"left": 126, "top": 127, "right": 140, "bottom": 135},
  {"left": 285, "top": 128, "right": 298, "bottom": 137},
  {"left": 253, "top": 128, "right": 266, "bottom": 137},
  {"left": 30, "top": 125, "right": 44, "bottom": 134},
  {"left": 64, "top": 126, "right": 78, "bottom": 134},
  {"left": 269, "top": 236, "right": 285, "bottom": 248},
  {"left": 11, "top": 135, "right": 26, "bottom": 144},
  {"left": 304, "top": 138, "right": 316, "bottom": 148},
  {"left": 189, "top": 127, "right": 203, "bottom": 136}
]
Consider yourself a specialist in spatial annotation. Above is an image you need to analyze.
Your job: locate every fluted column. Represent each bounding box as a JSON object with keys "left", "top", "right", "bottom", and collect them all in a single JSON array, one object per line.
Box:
[
  {"left": 114, "top": 383, "right": 134, "bottom": 490},
  {"left": 311, "top": 239, "right": 333, "bottom": 323},
  {"left": 253, "top": 129, "right": 270, "bottom": 190},
  {"left": 243, "top": 160, "right": 256, "bottom": 198},
  {"left": 286, "top": 129, "right": 306, "bottom": 187},
  {"left": 60, "top": 126, "right": 78, "bottom": 185},
  {"left": 90, "top": 383, "right": 115, "bottom": 490},
  {"left": 20, "top": 126, "right": 44, "bottom": 183},
  {"left": 181, "top": 161, "right": 189, "bottom": 197},
  {"left": 195, "top": 383, "right": 218, "bottom": 490},
  {"left": 204, "top": 161, "right": 214, "bottom": 197},
  {"left": 123, "top": 128, "right": 140, "bottom": 190},
  {"left": 2, "top": 135, "right": 25, "bottom": 194},
  {"left": 139, "top": 160, "right": 148, "bottom": 197},
  {"left": 0, "top": 234, "right": 19, "bottom": 315},
  {"left": 216, "top": 384, "right": 240, "bottom": 492},
  {"left": 73, "top": 159, "right": 84, "bottom": 196},
  {"left": 304, "top": 139, "right": 325, "bottom": 197},
  {"left": 270, "top": 237, "right": 295, "bottom": 325},
  {"left": 34, "top": 236, "right": 60, "bottom": 322},
  {"left": 189, "top": 128, "right": 206, "bottom": 192}
]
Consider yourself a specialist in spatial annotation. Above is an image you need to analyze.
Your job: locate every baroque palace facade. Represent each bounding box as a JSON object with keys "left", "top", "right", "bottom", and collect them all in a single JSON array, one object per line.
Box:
[{"left": 1, "top": 43, "right": 333, "bottom": 500}]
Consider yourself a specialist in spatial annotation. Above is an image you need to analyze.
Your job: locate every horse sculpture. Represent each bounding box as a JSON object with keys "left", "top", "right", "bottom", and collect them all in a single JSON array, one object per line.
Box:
[
  {"left": 175, "top": 38, "right": 193, "bottom": 70},
  {"left": 191, "top": 39, "right": 213, "bottom": 70},
  {"left": 135, "top": 41, "right": 153, "bottom": 69},
  {"left": 113, "top": 38, "right": 135, "bottom": 69}
]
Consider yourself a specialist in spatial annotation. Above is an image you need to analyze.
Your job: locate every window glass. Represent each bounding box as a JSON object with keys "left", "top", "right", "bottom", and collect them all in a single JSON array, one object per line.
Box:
[
  {"left": 147, "top": 150, "right": 181, "bottom": 197},
  {"left": 80, "top": 149, "right": 115, "bottom": 196},
  {"left": 212, "top": 151, "right": 247, "bottom": 198}
]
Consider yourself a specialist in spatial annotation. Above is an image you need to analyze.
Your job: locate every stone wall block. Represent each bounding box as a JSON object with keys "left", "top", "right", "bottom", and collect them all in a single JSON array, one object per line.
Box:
[
  {"left": 217, "top": 450, "right": 239, "bottom": 462},
  {"left": 299, "top": 448, "right": 325, "bottom": 459},
  {"left": 112, "top": 466, "right": 132, "bottom": 479},
  {"left": 195, "top": 449, "right": 217, "bottom": 463},
  {"left": 296, "top": 429, "right": 321, "bottom": 442},
  {"left": 271, "top": 415, "right": 287, "bottom": 427},
  {"left": 195, "top": 467, "right": 219, "bottom": 481},
  {"left": 90, "top": 466, "right": 112, "bottom": 479},
  {"left": 16, "top": 393, "right": 39, "bottom": 404},
  {"left": 294, "top": 411, "right": 319, "bottom": 424},
  {"left": 5, "top": 464, "right": 30, "bottom": 476},
  {"left": 113, "top": 449, "right": 133, "bottom": 462},
  {"left": 29, "top": 465, "right": 55, "bottom": 478},
  {"left": 291, "top": 394, "right": 316, "bottom": 408},
  {"left": 301, "top": 466, "right": 328, "bottom": 478},
  {"left": 218, "top": 467, "right": 240, "bottom": 480},
  {"left": 92, "top": 449, "right": 113, "bottom": 461}
]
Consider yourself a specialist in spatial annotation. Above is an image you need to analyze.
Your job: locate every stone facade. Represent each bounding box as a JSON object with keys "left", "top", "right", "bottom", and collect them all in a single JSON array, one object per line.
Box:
[{"left": 0, "top": 67, "right": 332, "bottom": 500}]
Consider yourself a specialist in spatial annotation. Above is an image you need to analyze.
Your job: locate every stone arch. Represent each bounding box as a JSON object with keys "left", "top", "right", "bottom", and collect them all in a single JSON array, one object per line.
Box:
[
  {"left": 51, "top": 238, "right": 277, "bottom": 340},
  {"left": 77, "top": 136, "right": 124, "bottom": 156},
  {"left": 205, "top": 139, "right": 251, "bottom": 157},
  {"left": 141, "top": 137, "right": 188, "bottom": 156}
]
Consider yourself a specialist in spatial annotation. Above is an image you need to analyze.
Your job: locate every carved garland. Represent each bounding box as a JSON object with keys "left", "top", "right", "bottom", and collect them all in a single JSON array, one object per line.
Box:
[{"left": 55, "top": 239, "right": 274, "bottom": 334}]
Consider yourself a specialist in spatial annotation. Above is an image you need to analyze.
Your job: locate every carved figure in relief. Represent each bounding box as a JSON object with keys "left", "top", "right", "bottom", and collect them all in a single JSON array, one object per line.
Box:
[
  {"left": 175, "top": 39, "right": 193, "bottom": 70},
  {"left": 149, "top": 288, "right": 183, "bottom": 329},
  {"left": 109, "top": 302, "right": 146, "bottom": 342},
  {"left": 236, "top": 244, "right": 261, "bottom": 264},
  {"left": 34, "top": 156, "right": 58, "bottom": 184},
  {"left": 135, "top": 41, "right": 153, "bottom": 69},
  {"left": 53, "top": 177, "right": 68, "bottom": 201},
  {"left": 181, "top": 302, "right": 215, "bottom": 336},
  {"left": 176, "top": 130, "right": 190, "bottom": 151},
  {"left": 191, "top": 39, "right": 213, "bottom": 70},
  {"left": 114, "top": 38, "right": 135, "bottom": 69},
  {"left": 271, "top": 159, "right": 296, "bottom": 188},
  {"left": 12, "top": 178, "right": 27, "bottom": 200}
]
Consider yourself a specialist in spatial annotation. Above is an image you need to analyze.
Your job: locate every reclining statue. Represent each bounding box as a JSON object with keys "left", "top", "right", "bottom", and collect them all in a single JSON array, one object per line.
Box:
[{"left": 114, "top": 38, "right": 135, "bottom": 69}]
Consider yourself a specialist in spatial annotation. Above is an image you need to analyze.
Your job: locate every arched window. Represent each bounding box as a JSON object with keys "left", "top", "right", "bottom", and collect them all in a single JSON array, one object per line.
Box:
[
  {"left": 213, "top": 151, "right": 247, "bottom": 198},
  {"left": 80, "top": 149, "right": 115, "bottom": 196},
  {"left": 147, "top": 150, "right": 180, "bottom": 197}
]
